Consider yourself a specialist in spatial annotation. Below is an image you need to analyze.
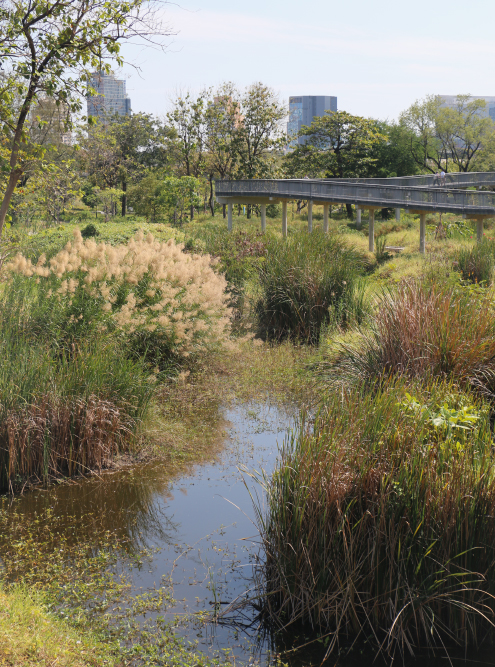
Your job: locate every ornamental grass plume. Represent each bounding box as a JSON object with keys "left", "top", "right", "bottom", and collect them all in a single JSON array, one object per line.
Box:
[{"left": 7, "top": 229, "right": 232, "bottom": 364}]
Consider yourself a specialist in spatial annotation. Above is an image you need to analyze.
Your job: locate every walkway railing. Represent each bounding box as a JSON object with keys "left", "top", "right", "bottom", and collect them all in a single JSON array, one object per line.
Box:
[
  {"left": 215, "top": 175, "right": 495, "bottom": 253},
  {"left": 215, "top": 179, "right": 495, "bottom": 214}
]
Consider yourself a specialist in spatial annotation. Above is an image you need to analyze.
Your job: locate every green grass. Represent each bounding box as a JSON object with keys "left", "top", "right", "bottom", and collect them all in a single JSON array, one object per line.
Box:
[
  {"left": 0, "top": 585, "right": 118, "bottom": 666},
  {"left": 254, "top": 378, "right": 495, "bottom": 660}
]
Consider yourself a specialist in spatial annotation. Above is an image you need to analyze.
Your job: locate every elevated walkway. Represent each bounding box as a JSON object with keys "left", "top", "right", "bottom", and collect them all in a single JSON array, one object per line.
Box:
[{"left": 216, "top": 175, "right": 495, "bottom": 253}]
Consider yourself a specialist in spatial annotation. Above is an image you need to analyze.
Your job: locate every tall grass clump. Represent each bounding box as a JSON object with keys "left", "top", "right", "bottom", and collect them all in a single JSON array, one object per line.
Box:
[
  {"left": 0, "top": 230, "right": 232, "bottom": 491},
  {"left": 255, "top": 231, "right": 369, "bottom": 344},
  {"left": 324, "top": 281, "right": 495, "bottom": 396},
  {"left": 255, "top": 380, "right": 495, "bottom": 659},
  {"left": 6, "top": 229, "right": 232, "bottom": 366},
  {"left": 454, "top": 239, "right": 495, "bottom": 284}
]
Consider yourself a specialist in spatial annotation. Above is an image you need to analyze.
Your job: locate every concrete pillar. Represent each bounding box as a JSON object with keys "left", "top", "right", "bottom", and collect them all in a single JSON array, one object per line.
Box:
[
  {"left": 323, "top": 204, "right": 329, "bottom": 234},
  {"left": 419, "top": 213, "right": 426, "bottom": 254},
  {"left": 282, "top": 201, "right": 288, "bottom": 238},
  {"left": 260, "top": 204, "right": 266, "bottom": 233},
  {"left": 307, "top": 200, "right": 313, "bottom": 233},
  {"left": 227, "top": 202, "right": 233, "bottom": 232},
  {"left": 395, "top": 208, "right": 401, "bottom": 221},
  {"left": 477, "top": 219, "right": 483, "bottom": 243},
  {"left": 356, "top": 207, "right": 362, "bottom": 230},
  {"left": 368, "top": 209, "right": 375, "bottom": 252}
]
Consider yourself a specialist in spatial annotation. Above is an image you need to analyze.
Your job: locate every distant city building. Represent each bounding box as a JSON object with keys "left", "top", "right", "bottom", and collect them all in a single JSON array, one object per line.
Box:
[
  {"left": 287, "top": 95, "right": 337, "bottom": 146},
  {"left": 440, "top": 95, "right": 495, "bottom": 121},
  {"left": 87, "top": 72, "right": 132, "bottom": 119}
]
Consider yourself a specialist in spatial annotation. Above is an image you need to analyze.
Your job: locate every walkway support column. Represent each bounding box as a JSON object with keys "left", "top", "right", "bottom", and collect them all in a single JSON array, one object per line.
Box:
[
  {"left": 477, "top": 219, "right": 484, "bottom": 243},
  {"left": 260, "top": 204, "right": 266, "bottom": 233},
  {"left": 307, "top": 200, "right": 313, "bottom": 233},
  {"left": 368, "top": 209, "right": 375, "bottom": 252},
  {"left": 395, "top": 208, "right": 401, "bottom": 221},
  {"left": 420, "top": 213, "right": 426, "bottom": 254},
  {"left": 323, "top": 204, "right": 329, "bottom": 233},
  {"left": 227, "top": 202, "right": 233, "bottom": 232},
  {"left": 356, "top": 207, "right": 362, "bottom": 230},
  {"left": 282, "top": 201, "right": 288, "bottom": 238}
]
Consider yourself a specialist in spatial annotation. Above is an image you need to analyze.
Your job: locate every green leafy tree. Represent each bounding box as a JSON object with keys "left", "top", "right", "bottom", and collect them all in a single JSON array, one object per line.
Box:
[
  {"left": 285, "top": 111, "right": 386, "bottom": 217},
  {"left": 234, "top": 83, "right": 286, "bottom": 218},
  {"left": 166, "top": 91, "right": 208, "bottom": 220},
  {"left": 79, "top": 113, "right": 170, "bottom": 216},
  {"left": 0, "top": 0, "right": 170, "bottom": 236},
  {"left": 128, "top": 173, "right": 200, "bottom": 224},
  {"left": 399, "top": 94, "right": 495, "bottom": 173},
  {"left": 368, "top": 121, "right": 421, "bottom": 177},
  {"left": 205, "top": 82, "right": 242, "bottom": 217}
]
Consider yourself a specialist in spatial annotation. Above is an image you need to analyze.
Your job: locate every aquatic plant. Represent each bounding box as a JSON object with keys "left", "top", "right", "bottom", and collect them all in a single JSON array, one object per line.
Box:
[
  {"left": 255, "top": 230, "right": 369, "bottom": 344},
  {"left": 254, "top": 380, "right": 495, "bottom": 659}
]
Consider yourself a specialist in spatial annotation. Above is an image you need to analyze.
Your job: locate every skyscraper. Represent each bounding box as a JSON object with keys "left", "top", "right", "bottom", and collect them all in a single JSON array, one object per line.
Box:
[
  {"left": 287, "top": 95, "right": 337, "bottom": 146},
  {"left": 87, "top": 72, "right": 132, "bottom": 119}
]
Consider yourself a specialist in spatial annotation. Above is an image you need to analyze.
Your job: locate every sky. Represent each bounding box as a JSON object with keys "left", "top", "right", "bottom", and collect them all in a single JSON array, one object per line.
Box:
[{"left": 119, "top": 0, "right": 495, "bottom": 122}]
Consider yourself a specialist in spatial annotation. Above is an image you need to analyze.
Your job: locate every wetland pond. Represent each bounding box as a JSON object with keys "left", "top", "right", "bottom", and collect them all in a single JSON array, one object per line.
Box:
[{"left": 1, "top": 400, "right": 495, "bottom": 667}]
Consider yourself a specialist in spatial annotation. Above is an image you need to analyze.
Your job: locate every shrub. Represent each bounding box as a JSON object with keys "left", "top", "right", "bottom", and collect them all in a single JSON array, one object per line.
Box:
[
  {"left": 80, "top": 222, "right": 100, "bottom": 238},
  {"left": 455, "top": 239, "right": 495, "bottom": 284},
  {"left": 255, "top": 380, "right": 495, "bottom": 659},
  {"left": 255, "top": 231, "right": 369, "bottom": 344},
  {"left": 323, "top": 281, "right": 495, "bottom": 397},
  {"left": 7, "top": 229, "right": 232, "bottom": 366}
]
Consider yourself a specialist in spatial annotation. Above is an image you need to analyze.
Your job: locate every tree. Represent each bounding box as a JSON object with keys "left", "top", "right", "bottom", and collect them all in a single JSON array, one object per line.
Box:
[
  {"left": 205, "top": 82, "right": 242, "bottom": 217},
  {"left": 284, "top": 111, "right": 386, "bottom": 217},
  {"left": 399, "top": 94, "right": 495, "bottom": 173},
  {"left": 79, "top": 112, "right": 170, "bottom": 216},
  {"left": 234, "top": 83, "right": 286, "bottom": 218},
  {"left": 166, "top": 91, "right": 208, "bottom": 220},
  {"left": 0, "top": 0, "right": 171, "bottom": 236},
  {"left": 128, "top": 173, "right": 200, "bottom": 224},
  {"left": 368, "top": 121, "right": 421, "bottom": 178}
]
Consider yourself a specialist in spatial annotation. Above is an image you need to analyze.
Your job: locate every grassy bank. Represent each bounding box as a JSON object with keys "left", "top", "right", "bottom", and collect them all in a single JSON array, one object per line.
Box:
[{"left": 0, "top": 586, "right": 118, "bottom": 666}]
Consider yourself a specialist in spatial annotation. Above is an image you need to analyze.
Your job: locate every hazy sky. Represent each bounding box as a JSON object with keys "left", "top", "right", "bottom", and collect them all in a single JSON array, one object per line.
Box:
[{"left": 120, "top": 0, "right": 495, "bottom": 121}]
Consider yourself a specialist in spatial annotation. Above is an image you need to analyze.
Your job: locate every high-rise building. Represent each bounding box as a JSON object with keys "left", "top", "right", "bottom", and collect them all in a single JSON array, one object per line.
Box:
[
  {"left": 440, "top": 95, "right": 495, "bottom": 121},
  {"left": 87, "top": 72, "right": 132, "bottom": 119},
  {"left": 287, "top": 95, "right": 337, "bottom": 146}
]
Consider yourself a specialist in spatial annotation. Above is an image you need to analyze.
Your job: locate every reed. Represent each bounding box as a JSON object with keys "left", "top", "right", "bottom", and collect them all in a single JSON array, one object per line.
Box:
[
  {"left": 323, "top": 281, "right": 495, "bottom": 397},
  {"left": 455, "top": 239, "right": 495, "bottom": 285},
  {"left": 255, "top": 231, "right": 369, "bottom": 344},
  {"left": 254, "top": 380, "right": 495, "bottom": 659}
]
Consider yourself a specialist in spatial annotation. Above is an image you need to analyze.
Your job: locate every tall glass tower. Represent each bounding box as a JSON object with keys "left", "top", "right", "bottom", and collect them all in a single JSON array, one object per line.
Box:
[
  {"left": 87, "top": 72, "right": 132, "bottom": 119},
  {"left": 287, "top": 95, "right": 337, "bottom": 146}
]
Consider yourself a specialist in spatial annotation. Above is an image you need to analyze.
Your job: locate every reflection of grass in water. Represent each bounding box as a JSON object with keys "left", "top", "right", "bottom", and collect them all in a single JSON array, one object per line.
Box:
[{"left": 0, "top": 503, "right": 234, "bottom": 666}]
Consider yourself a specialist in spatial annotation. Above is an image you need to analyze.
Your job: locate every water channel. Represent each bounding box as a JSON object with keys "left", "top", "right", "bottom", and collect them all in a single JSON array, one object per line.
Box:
[{"left": 2, "top": 400, "right": 495, "bottom": 666}]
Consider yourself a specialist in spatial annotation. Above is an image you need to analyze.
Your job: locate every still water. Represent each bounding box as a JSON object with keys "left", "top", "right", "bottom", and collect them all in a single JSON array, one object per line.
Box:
[{"left": 2, "top": 401, "right": 495, "bottom": 666}]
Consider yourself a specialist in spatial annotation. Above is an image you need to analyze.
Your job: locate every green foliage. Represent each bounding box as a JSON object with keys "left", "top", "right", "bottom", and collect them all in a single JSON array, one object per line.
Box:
[
  {"left": 454, "top": 239, "right": 495, "bottom": 284},
  {"left": 128, "top": 174, "right": 201, "bottom": 224},
  {"left": 255, "top": 379, "right": 495, "bottom": 658},
  {"left": 258, "top": 382, "right": 495, "bottom": 658},
  {"left": 284, "top": 110, "right": 386, "bottom": 179},
  {"left": 80, "top": 222, "right": 99, "bottom": 238},
  {"left": 0, "top": 0, "right": 168, "bottom": 234},
  {"left": 399, "top": 94, "right": 495, "bottom": 173},
  {"left": 255, "top": 230, "right": 370, "bottom": 344},
  {"left": 323, "top": 280, "right": 495, "bottom": 399}
]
